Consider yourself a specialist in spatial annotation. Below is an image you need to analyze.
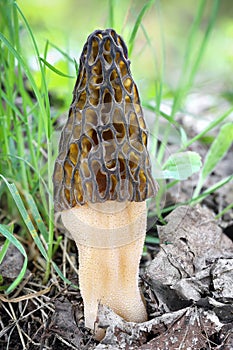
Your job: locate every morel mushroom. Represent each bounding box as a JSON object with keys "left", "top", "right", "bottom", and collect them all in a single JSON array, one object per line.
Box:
[{"left": 53, "top": 29, "right": 157, "bottom": 335}]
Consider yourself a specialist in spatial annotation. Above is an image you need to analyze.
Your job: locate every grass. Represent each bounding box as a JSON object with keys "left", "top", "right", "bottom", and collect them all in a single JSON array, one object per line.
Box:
[
  {"left": 0, "top": 0, "right": 232, "bottom": 296},
  {"left": 0, "top": 0, "right": 66, "bottom": 289}
]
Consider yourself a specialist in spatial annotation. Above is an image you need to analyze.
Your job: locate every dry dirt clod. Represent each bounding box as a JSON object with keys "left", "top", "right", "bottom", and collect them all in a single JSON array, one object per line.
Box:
[
  {"left": 146, "top": 205, "right": 233, "bottom": 307},
  {"left": 0, "top": 244, "right": 25, "bottom": 280}
]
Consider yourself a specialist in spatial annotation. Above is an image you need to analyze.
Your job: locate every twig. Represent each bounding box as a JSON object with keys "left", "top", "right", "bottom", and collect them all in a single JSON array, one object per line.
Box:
[
  {"left": 54, "top": 333, "right": 79, "bottom": 349},
  {"left": 60, "top": 240, "right": 79, "bottom": 276},
  {"left": 63, "top": 235, "right": 68, "bottom": 280},
  {"left": 11, "top": 273, "right": 33, "bottom": 299},
  {"left": 0, "top": 283, "right": 55, "bottom": 303},
  {"left": 8, "top": 303, "right": 26, "bottom": 349}
]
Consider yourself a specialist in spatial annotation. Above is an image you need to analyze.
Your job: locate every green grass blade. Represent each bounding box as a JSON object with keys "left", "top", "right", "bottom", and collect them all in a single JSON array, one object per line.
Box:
[
  {"left": 0, "top": 224, "right": 28, "bottom": 294},
  {"left": 145, "top": 235, "right": 160, "bottom": 244},
  {"left": 171, "top": 0, "right": 206, "bottom": 116},
  {"left": 181, "top": 106, "right": 233, "bottom": 150},
  {"left": 153, "top": 0, "right": 165, "bottom": 117},
  {"left": 0, "top": 154, "right": 50, "bottom": 195},
  {"left": 128, "top": 0, "right": 155, "bottom": 56},
  {"left": 47, "top": 41, "right": 75, "bottom": 63},
  {"left": 171, "top": 0, "right": 219, "bottom": 117},
  {"left": 0, "top": 177, "right": 76, "bottom": 287},
  {"left": 14, "top": 3, "right": 55, "bottom": 282},
  {"left": 0, "top": 235, "right": 10, "bottom": 264},
  {"left": 52, "top": 262, "right": 78, "bottom": 289},
  {"left": 0, "top": 222, "right": 77, "bottom": 292},
  {"left": 140, "top": 1, "right": 165, "bottom": 157},
  {"left": 24, "top": 193, "right": 49, "bottom": 241},
  {"left": 143, "top": 102, "right": 181, "bottom": 128},
  {"left": 181, "top": 0, "right": 206, "bottom": 78},
  {"left": 15, "top": 3, "right": 51, "bottom": 122},
  {"left": 191, "top": 174, "right": 233, "bottom": 206},
  {"left": 108, "top": 0, "right": 115, "bottom": 28},
  {"left": 1, "top": 90, "right": 26, "bottom": 123},
  {"left": 216, "top": 202, "right": 233, "bottom": 219},
  {"left": 74, "top": 58, "right": 79, "bottom": 75},
  {"left": 0, "top": 175, "right": 48, "bottom": 260},
  {"left": 162, "top": 174, "right": 233, "bottom": 214},
  {"left": 39, "top": 57, "right": 75, "bottom": 78},
  {"left": 188, "top": 0, "right": 219, "bottom": 88},
  {"left": 0, "top": 32, "right": 49, "bottom": 138}
]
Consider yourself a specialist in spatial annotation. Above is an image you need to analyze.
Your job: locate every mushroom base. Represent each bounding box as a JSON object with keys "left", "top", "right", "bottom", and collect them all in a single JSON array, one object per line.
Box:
[{"left": 78, "top": 234, "right": 147, "bottom": 335}]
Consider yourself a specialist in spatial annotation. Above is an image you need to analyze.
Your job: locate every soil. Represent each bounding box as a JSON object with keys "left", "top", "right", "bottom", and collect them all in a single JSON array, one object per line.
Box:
[{"left": 0, "top": 96, "right": 233, "bottom": 349}]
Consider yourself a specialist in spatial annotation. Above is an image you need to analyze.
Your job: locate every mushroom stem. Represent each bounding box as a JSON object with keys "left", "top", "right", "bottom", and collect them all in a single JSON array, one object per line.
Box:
[
  {"left": 78, "top": 235, "right": 147, "bottom": 329},
  {"left": 61, "top": 201, "right": 148, "bottom": 332}
]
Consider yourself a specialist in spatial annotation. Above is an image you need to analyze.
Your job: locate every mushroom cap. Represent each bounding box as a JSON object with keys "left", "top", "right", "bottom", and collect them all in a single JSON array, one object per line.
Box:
[{"left": 53, "top": 29, "right": 158, "bottom": 212}]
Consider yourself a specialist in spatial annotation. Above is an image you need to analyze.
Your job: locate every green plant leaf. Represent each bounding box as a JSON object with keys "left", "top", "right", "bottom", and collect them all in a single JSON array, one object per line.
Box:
[
  {"left": 202, "top": 123, "right": 233, "bottom": 180},
  {"left": 194, "top": 122, "right": 233, "bottom": 196},
  {"left": 179, "top": 127, "right": 188, "bottom": 147},
  {"left": 0, "top": 224, "right": 28, "bottom": 294},
  {"left": 162, "top": 151, "right": 202, "bottom": 180}
]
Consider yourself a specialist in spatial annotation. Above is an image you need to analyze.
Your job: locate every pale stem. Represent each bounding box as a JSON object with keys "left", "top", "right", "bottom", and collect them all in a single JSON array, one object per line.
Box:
[{"left": 61, "top": 201, "right": 148, "bottom": 333}]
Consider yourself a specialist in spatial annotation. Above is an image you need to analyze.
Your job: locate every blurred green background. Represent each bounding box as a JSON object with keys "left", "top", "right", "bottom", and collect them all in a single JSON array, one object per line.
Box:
[{"left": 13, "top": 0, "right": 233, "bottom": 106}]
